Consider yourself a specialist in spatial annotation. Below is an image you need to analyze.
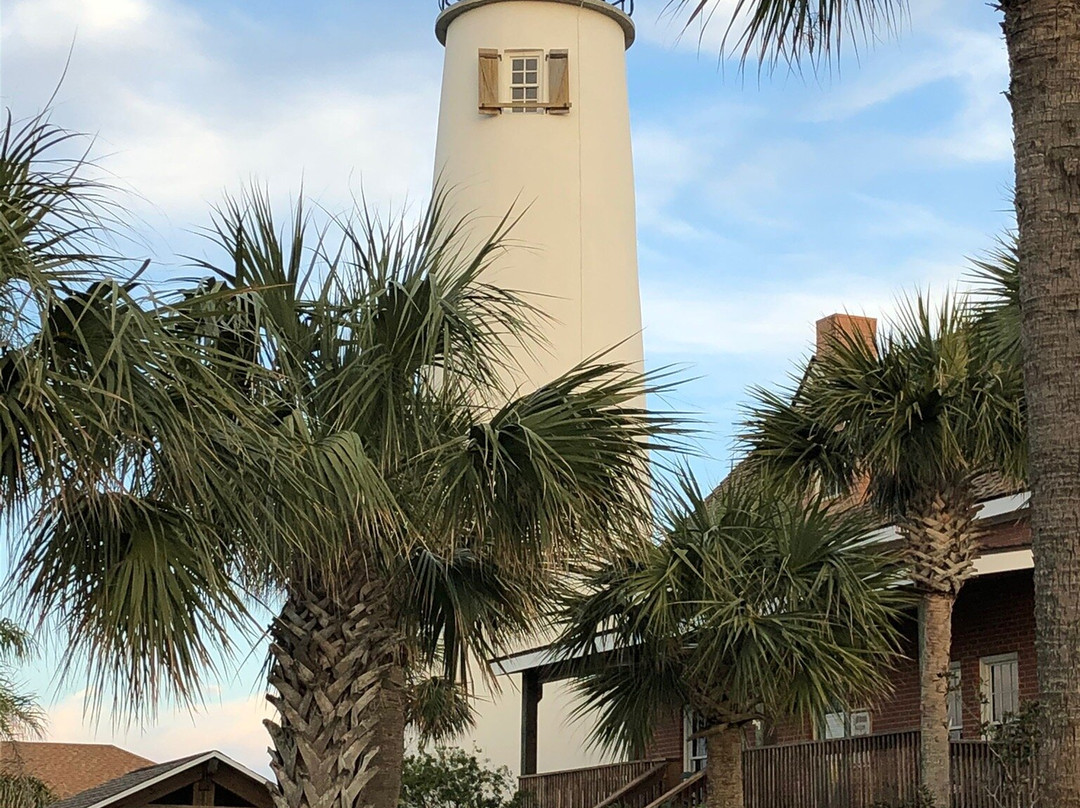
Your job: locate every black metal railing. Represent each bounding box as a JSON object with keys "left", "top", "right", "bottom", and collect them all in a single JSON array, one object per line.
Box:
[{"left": 439, "top": 0, "right": 634, "bottom": 14}]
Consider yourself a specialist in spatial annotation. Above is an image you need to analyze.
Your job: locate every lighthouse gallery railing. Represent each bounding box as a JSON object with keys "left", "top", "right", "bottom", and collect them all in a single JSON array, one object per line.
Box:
[{"left": 438, "top": 0, "right": 634, "bottom": 14}]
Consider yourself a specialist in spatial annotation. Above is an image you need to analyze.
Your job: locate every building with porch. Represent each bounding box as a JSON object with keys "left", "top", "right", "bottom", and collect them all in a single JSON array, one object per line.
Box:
[
  {"left": 426, "top": 2, "right": 1038, "bottom": 803},
  {"left": 496, "top": 315, "right": 1038, "bottom": 807}
]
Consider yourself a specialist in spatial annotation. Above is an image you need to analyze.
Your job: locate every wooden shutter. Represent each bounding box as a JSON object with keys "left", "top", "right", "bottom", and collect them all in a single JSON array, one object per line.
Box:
[
  {"left": 478, "top": 49, "right": 500, "bottom": 114},
  {"left": 548, "top": 50, "right": 570, "bottom": 113}
]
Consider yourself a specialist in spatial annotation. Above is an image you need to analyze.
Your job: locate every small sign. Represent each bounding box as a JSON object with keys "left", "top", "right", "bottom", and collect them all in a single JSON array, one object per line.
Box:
[{"left": 849, "top": 710, "right": 872, "bottom": 737}]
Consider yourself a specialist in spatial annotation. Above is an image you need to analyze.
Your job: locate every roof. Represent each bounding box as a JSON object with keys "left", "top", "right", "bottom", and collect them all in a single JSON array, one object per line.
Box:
[
  {"left": 48, "top": 750, "right": 271, "bottom": 808},
  {"left": 0, "top": 742, "right": 154, "bottom": 799}
]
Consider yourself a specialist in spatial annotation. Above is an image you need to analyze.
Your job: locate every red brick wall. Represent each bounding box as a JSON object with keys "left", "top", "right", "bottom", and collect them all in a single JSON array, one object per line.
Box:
[
  {"left": 980, "top": 517, "right": 1030, "bottom": 552},
  {"left": 645, "top": 705, "right": 683, "bottom": 762},
  {"left": 768, "top": 569, "right": 1037, "bottom": 744},
  {"left": 950, "top": 570, "right": 1038, "bottom": 735}
]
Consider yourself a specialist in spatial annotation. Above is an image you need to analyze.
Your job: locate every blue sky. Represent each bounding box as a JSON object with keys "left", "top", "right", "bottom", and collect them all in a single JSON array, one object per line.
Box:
[{"left": 0, "top": 0, "right": 1015, "bottom": 771}]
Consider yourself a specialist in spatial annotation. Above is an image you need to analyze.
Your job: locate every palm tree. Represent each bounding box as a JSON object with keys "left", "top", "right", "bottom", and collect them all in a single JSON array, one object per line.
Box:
[
  {"left": 20, "top": 184, "right": 683, "bottom": 808},
  {"left": 0, "top": 621, "right": 55, "bottom": 808},
  {"left": 556, "top": 474, "right": 906, "bottom": 808},
  {"left": 741, "top": 296, "right": 1026, "bottom": 804},
  {"left": 668, "top": 2, "right": 1080, "bottom": 800},
  {"left": 0, "top": 110, "right": 306, "bottom": 715}
]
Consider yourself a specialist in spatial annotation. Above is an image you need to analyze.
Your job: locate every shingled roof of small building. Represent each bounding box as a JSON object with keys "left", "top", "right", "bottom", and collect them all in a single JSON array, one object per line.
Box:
[
  {"left": 49, "top": 754, "right": 205, "bottom": 808},
  {"left": 0, "top": 742, "right": 154, "bottom": 800}
]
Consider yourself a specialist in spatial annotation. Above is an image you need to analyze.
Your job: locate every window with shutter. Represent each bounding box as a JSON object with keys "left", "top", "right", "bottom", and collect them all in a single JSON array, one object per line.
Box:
[
  {"left": 478, "top": 49, "right": 500, "bottom": 114},
  {"left": 547, "top": 50, "right": 570, "bottom": 113}
]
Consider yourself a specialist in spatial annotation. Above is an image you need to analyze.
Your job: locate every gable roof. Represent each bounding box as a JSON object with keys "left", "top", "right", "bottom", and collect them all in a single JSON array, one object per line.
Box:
[
  {"left": 0, "top": 742, "right": 154, "bottom": 799},
  {"left": 49, "top": 750, "right": 272, "bottom": 808}
]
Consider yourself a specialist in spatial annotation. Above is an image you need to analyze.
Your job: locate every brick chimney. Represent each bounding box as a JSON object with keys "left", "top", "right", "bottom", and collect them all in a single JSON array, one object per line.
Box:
[{"left": 815, "top": 313, "right": 878, "bottom": 359}]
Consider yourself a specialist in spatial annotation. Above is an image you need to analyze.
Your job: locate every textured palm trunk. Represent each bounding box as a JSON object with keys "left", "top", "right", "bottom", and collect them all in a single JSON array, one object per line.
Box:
[
  {"left": 704, "top": 726, "right": 743, "bottom": 808},
  {"left": 1001, "top": 3, "right": 1080, "bottom": 806},
  {"left": 265, "top": 574, "right": 406, "bottom": 808},
  {"left": 918, "top": 592, "right": 954, "bottom": 808},
  {"left": 899, "top": 486, "right": 978, "bottom": 808}
]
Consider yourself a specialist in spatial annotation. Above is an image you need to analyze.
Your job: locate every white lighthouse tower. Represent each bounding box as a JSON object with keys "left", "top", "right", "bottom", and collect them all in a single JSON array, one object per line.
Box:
[
  {"left": 432, "top": 0, "right": 645, "bottom": 775},
  {"left": 433, "top": 0, "right": 644, "bottom": 388}
]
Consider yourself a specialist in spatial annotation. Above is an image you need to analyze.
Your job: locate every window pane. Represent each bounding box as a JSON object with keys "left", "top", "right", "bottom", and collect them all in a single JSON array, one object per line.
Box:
[
  {"left": 525, "top": 71, "right": 538, "bottom": 84},
  {"left": 512, "top": 87, "right": 524, "bottom": 100},
  {"left": 947, "top": 664, "right": 963, "bottom": 730},
  {"left": 525, "top": 87, "right": 537, "bottom": 100},
  {"left": 513, "top": 59, "right": 524, "bottom": 70},
  {"left": 512, "top": 72, "right": 524, "bottom": 84},
  {"left": 1002, "top": 660, "right": 1019, "bottom": 717},
  {"left": 985, "top": 656, "right": 1021, "bottom": 724},
  {"left": 526, "top": 58, "right": 538, "bottom": 69},
  {"left": 823, "top": 713, "right": 847, "bottom": 740}
]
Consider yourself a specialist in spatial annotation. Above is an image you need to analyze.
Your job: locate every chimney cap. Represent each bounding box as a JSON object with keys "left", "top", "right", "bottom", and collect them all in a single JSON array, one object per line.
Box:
[{"left": 815, "top": 313, "right": 878, "bottom": 358}]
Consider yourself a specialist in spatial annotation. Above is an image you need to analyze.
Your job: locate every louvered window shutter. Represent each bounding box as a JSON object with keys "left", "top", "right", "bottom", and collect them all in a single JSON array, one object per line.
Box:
[
  {"left": 548, "top": 50, "right": 570, "bottom": 113},
  {"left": 478, "top": 49, "right": 501, "bottom": 114}
]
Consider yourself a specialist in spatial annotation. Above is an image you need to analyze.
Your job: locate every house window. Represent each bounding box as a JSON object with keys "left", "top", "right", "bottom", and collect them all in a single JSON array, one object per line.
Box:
[
  {"left": 683, "top": 710, "right": 708, "bottom": 772},
  {"left": 508, "top": 52, "right": 542, "bottom": 113},
  {"left": 947, "top": 662, "right": 963, "bottom": 740},
  {"left": 981, "top": 652, "right": 1020, "bottom": 727},
  {"left": 819, "top": 709, "right": 871, "bottom": 739},
  {"left": 822, "top": 711, "right": 847, "bottom": 740}
]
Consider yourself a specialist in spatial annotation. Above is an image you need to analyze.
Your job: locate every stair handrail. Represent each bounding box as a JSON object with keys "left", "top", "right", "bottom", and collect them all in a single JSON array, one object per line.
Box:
[
  {"left": 641, "top": 770, "right": 706, "bottom": 808},
  {"left": 592, "top": 760, "right": 672, "bottom": 808}
]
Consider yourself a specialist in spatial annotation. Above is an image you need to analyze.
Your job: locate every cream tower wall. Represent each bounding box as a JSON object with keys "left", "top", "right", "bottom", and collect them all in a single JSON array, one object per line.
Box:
[
  {"left": 434, "top": 0, "right": 644, "bottom": 388},
  {"left": 432, "top": 0, "right": 644, "bottom": 776}
]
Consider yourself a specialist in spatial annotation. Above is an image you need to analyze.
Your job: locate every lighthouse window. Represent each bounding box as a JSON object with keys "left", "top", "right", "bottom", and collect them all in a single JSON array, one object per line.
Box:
[{"left": 509, "top": 53, "right": 542, "bottom": 113}]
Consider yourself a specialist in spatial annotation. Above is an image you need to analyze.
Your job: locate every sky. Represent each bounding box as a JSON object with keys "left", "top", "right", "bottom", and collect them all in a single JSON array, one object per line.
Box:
[{"left": 0, "top": 0, "right": 1016, "bottom": 775}]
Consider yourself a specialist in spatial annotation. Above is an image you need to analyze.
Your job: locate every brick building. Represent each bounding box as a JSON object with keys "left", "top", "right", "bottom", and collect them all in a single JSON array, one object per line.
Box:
[
  {"left": 498, "top": 313, "right": 1035, "bottom": 806},
  {"left": 642, "top": 512, "right": 1035, "bottom": 768}
]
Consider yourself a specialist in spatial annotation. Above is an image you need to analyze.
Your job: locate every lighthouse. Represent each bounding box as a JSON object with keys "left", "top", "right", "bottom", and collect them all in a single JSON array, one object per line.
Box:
[
  {"left": 431, "top": 0, "right": 645, "bottom": 775},
  {"left": 433, "top": 0, "right": 644, "bottom": 389}
]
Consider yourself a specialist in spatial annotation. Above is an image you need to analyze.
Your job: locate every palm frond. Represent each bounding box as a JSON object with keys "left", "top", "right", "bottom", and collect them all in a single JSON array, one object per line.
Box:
[
  {"left": 743, "top": 292, "right": 1026, "bottom": 516},
  {"left": 15, "top": 492, "right": 251, "bottom": 718},
  {"left": 405, "top": 675, "right": 477, "bottom": 746},
  {"left": 556, "top": 472, "right": 906, "bottom": 755},
  {"left": 665, "top": 0, "right": 906, "bottom": 71},
  {"left": 968, "top": 235, "right": 1021, "bottom": 367}
]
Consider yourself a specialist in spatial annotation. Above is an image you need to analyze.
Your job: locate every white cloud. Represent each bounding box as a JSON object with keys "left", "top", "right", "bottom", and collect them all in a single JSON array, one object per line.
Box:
[
  {"left": 44, "top": 689, "right": 276, "bottom": 775},
  {"left": 1, "top": 0, "right": 439, "bottom": 249},
  {"left": 642, "top": 256, "right": 969, "bottom": 360}
]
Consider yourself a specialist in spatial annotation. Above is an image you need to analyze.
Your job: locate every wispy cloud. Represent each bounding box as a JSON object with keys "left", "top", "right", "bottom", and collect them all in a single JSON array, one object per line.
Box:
[
  {"left": 44, "top": 690, "right": 275, "bottom": 775},
  {"left": 2, "top": 0, "right": 440, "bottom": 253}
]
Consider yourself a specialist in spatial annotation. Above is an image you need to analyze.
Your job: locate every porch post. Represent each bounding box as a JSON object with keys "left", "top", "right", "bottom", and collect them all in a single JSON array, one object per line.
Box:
[{"left": 521, "top": 669, "right": 542, "bottom": 775}]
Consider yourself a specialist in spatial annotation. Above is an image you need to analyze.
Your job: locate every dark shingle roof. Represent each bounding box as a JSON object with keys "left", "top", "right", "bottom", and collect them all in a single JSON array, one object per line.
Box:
[{"left": 49, "top": 753, "right": 205, "bottom": 808}]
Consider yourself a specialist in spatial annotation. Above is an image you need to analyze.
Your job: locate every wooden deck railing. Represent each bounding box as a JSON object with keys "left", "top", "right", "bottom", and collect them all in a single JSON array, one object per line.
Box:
[
  {"left": 951, "top": 739, "right": 1038, "bottom": 808},
  {"left": 519, "top": 759, "right": 672, "bottom": 808},
  {"left": 743, "top": 730, "right": 920, "bottom": 808},
  {"left": 522, "top": 734, "right": 1038, "bottom": 808}
]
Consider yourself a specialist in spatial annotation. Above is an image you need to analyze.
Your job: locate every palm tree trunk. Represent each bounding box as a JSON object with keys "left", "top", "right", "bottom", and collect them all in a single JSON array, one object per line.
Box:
[
  {"left": 265, "top": 574, "right": 406, "bottom": 808},
  {"left": 704, "top": 726, "right": 743, "bottom": 808},
  {"left": 899, "top": 485, "right": 978, "bottom": 807},
  {"left": 918, "top": 592, "right": 953, "bottom": 808},
  {"left": 1001, "top": 3, "right": 1080, "bottom": 806}
]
